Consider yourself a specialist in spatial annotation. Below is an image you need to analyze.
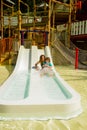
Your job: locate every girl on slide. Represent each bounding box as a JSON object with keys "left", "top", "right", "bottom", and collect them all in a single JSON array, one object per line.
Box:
[
  {"left": 40, "top": 57, "right": 54, "bottom": 76},
  {"left": 35, "top": 55, "right": 45, "bottom": 70}
]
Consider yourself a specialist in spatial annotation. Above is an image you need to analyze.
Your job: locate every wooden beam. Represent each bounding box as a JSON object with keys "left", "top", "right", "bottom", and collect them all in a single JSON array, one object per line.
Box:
[{"left": 52, "top": 0, "right": 70, "bottom": 7}]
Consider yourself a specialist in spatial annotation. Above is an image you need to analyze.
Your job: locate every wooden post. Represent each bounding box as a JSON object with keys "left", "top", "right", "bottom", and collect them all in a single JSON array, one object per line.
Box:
[
  {"left": 8, "top": 16, "right": 11, "bottom": 56},
  {"left": 21, "top": 31, "right": 24, "bottom": 45},
  {"left": 1, "top": 0, "right": 3, "bottom": 39},
  {"left": 18, "top": 0, "right": 21, "bottom": 46},
  {"left": 73, "top": 0, "right": 77, "bottom": 21},
  {"left": 33, "top": 0, "right": 36, "bottom": 44},
  {"left": 44, "top": 2, "right": 47, "bottom": 16},
  {"left": 68, "top": 0, "right": 72, "bottom": 48},
  {"left": 52, "top": 3, "right": 55, "bottom": 29},
  {"left": 48, "top": 0, "right": 51, "bottom": 46},
  {"left": 8, "top": 16, "right": 11, "bottom": 38},
  {"left": 52, "top": 2, "right": 55, "bottom": 45},
  {"left": 0, "top": 0, "right": 3, "bottom": 62}
]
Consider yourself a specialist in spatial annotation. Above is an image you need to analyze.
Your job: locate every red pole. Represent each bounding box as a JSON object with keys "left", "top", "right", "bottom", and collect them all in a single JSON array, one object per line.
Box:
[{"left": 75, "top": 47, "right": 79, "bottom": 69}]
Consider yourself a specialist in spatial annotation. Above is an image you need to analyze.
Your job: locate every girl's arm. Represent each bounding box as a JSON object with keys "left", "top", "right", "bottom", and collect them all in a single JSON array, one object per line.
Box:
[
  {"left": 48, "top": 63, "right": 52, "bottom": 68},
  {"left": 35, "top": 61, "right": 40, "bottom": 68}
]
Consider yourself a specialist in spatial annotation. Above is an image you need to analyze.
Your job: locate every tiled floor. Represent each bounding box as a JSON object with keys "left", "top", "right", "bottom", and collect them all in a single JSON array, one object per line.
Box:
[{"left": 0, "top": 64, "right": 87, "bottom": 130}]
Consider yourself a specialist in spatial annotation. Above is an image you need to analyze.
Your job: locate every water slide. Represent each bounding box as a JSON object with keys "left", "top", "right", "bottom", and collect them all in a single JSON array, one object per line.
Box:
[
  {"left": 0, "top": 45, "right": 82, "bottom": 120},
  {"left": 53, "top": 36, "right": 87, "bottom": 69}
]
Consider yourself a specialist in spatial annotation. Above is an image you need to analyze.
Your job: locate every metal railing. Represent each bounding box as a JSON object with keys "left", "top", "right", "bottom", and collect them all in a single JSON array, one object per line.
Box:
[{"left": 71, "top": 20, "right": 87, "bottom": 36}]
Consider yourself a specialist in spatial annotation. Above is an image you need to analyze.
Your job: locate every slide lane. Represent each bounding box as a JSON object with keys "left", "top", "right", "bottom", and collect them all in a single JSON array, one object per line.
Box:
[
  {"left": 29, "top": 46, "right": 79, "bottom": 103},
  {"left": 0, "top": 46, "right": 30, "bottom": 100}
]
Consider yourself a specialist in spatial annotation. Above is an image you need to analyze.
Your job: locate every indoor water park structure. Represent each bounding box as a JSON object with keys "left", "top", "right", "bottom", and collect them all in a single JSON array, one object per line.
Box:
[{"left": 0, "top": 0, "right": 87, "bottom": 122}]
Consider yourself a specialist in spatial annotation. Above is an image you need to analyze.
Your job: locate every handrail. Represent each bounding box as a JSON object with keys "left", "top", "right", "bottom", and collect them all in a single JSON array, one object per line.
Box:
[{"left": 71, "top": 20, "right": 87, "bottom": 36}]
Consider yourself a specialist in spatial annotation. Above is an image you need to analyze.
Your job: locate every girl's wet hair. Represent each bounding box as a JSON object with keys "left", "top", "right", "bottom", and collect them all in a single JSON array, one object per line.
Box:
[
  {"left": 40, "top": 55, "right": 45, "bottom": 61},
  {"left": 45, "top": 57, "right": 50, "bottom": 62}
]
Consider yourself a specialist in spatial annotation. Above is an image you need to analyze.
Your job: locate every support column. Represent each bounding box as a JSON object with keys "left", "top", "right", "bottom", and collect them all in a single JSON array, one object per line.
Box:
[
  {"left": 21, "top": 31, "right": 24, "bottom": 45},
  {"left": 48, "top": 0, "right": 51, "bottom": 46},
  {"left": 68, "top": 0, "right": 72, "bottom": 48},
  {"left": 0, "top": 0, "right": 3, "bottom": 62},
  {"left": 1, "top": 0, "right": 3, "bottom": 39},
  {"left": 18, "top": 0, "right": 21, "bottom": 46},
  {"left": 33, "top": 0, "right": 36, "bottom": 45},
  {"left": 8, "top": 16, "right": 11, "bottom": 38},
  {"left": 52, "top": 2, "right": 55, "bottom": 45},
  {"left": 45, "top": 32, "right": 49, "bottom": 46}
]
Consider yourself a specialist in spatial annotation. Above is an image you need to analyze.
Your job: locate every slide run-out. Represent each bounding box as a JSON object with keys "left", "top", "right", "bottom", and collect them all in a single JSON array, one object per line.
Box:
[{"left": 0, "top": 45, "right": 82, "bottom": 120}]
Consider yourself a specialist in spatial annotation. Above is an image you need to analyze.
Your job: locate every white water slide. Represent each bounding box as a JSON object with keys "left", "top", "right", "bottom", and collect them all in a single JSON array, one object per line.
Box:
[{"left": 0, "top": 45, "right": 82, "bottom": 120}]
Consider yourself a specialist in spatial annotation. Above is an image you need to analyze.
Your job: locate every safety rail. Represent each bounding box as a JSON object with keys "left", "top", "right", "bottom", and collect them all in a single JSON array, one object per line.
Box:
[{"left": 71, "top": 20, "right": 87, "bottom": 36}]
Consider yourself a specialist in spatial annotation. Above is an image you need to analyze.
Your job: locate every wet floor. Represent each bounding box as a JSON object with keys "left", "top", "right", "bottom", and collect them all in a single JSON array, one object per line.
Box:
[{"left": 0, "top": 64, "right": 87, "bottom": 130}]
